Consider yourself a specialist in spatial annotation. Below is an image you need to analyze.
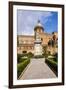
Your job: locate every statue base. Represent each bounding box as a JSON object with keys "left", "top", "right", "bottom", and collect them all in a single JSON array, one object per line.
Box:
[{"left": 34, "top": 43, "right": 42, "bottom": 56}]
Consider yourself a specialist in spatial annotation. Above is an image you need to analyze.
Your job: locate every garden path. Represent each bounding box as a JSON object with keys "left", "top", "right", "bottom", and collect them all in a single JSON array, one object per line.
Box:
[{"left": 19, "top": 58, "right": 56, "bottom": 80}]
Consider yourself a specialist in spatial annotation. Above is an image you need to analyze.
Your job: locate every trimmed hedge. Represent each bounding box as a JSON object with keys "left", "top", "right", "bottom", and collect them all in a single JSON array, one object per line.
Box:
[
  {"left": 18, "top": 56, "right": 28, "bottom": 63},
  {"left": 48, "top": 57, "right": 58, "bottom": 62},
  {"left": 45, "top": 58, "right": 58, "bottom": 75},
  {"left": 27, "top": 52, "right": 34, "bottom": 58},
  {"left": 17, "top": 52, "right": 34, "bottom": 63},
  {"left": 17, "top": 54, "right": 22, "bottom": 63},
  {"left": 17, "top": 59, "right": 30, "bottom": 78}
]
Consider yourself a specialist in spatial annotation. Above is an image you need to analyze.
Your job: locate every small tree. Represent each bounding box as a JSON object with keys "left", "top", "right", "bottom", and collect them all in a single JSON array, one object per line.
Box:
[
  {"left": 42, "top": 46, "right": 48, "bottom": 58},
  {"left": 27, "top": 52, "right": 34, "bottom": 58}
]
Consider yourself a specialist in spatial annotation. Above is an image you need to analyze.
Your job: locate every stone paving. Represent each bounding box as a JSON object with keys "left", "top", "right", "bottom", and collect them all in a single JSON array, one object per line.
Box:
[{"left": 19, "top": 58, "right": 56, "bottom": 80}]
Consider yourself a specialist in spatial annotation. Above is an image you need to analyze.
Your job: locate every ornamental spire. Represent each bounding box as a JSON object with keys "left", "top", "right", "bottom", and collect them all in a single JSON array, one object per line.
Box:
[{"left": 38, "top": 20, "right": 40, "bottom": 23}]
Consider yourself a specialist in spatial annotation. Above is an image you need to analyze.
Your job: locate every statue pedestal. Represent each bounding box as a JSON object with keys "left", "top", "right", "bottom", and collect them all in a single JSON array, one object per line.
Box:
[
  {"left": 34, "top": 31, "right": 43, "bottom": 56},
  {"left": 34, "top": 40, "right": 42, "bottom": 56}
]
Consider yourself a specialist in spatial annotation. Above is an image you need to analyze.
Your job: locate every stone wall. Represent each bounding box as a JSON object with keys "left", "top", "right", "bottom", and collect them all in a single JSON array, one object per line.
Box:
[{"left": 17, "top": 32, "right": 57, "bottom": 55}]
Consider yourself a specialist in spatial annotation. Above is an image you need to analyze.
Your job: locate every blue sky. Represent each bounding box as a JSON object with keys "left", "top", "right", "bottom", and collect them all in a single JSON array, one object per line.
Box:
[{"left": 17, "top": 9, "right": 58, "bottom": 35}]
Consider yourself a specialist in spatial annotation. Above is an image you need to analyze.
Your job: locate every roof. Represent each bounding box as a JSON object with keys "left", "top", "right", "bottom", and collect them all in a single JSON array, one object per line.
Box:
[
  {"left": 34, "top": 20, "right": 44, "bottom": 30},
  {"left": 17, "top": 35, "right": 34, "bottom": 38}
]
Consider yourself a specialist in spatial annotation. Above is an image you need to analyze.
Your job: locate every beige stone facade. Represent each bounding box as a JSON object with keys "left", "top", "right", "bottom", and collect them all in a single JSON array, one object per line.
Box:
[{"left": 17, "top": 21, "right": 58, "bottom": 55}]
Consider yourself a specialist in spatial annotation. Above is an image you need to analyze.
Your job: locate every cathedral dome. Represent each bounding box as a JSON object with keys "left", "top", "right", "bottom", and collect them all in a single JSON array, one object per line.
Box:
[{"left": 34, "top": 20, "right": 44, "bottom": 31}]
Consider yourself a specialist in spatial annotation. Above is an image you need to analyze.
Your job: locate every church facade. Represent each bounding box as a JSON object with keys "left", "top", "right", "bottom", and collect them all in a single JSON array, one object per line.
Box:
[{"left": 17, "top": 21, "right": 58, "bottom": 55}]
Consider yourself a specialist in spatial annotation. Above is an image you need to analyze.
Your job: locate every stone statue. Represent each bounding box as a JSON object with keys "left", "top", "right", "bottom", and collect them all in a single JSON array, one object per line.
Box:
[{"left": 36, "top": 32, "right": 41, "bottom": 40}]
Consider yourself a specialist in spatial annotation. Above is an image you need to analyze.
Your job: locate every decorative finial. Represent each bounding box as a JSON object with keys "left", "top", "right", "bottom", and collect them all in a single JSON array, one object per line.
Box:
[{"left": 38, "top": 20, "right": 40, "bottom": 23}]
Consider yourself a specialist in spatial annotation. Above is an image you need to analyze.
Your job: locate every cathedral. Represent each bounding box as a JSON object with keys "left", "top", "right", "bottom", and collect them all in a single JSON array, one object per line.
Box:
[{"left": 17, "top": 20, "right": 58, "bottom": 55}]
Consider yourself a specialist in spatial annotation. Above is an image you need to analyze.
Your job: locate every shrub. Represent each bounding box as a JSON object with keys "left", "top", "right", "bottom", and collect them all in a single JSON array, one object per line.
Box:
[
  {"left": 53, "top": 58, "right": 58, "bottom": 62},
  {"left": 42, "top": 46, "right": 48, "bottom": 58},
  {"left": 42, "top": 53, "right": 48, "bottom": 58},
  {"left": 48, "top": 57, "right": 58, "bottom": 62},
  {"left": 18, "top": 56, "right": 28, "bottom": 63},
  {"left": 45, "top": 58, "right": 58, "bottom": 73},
  {"left": 53, "top": 53, "right": 58, "bottom": 58},
  {"left": 17, "top": 59, "right": 30, "bottom": 78},
  {"left": 21, "top": 53, "right": 27, "bottom": 57},
  {"left": 17, "top": 54, "right": 22, "bottom": 63},
  {"left": 27, "top": 52, "right": 34, "bottom": 58},
  {"left": 48, "top": 54, "right": 58, "bottom": 63},
  {"left": 17, "top": 54, "right": 28, "bottom": 63}
]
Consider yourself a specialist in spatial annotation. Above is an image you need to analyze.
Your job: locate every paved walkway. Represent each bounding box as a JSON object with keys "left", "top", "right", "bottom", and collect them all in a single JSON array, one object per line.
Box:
[{"left": 19, "top": 58, "right": 56, "bottom": 80}]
